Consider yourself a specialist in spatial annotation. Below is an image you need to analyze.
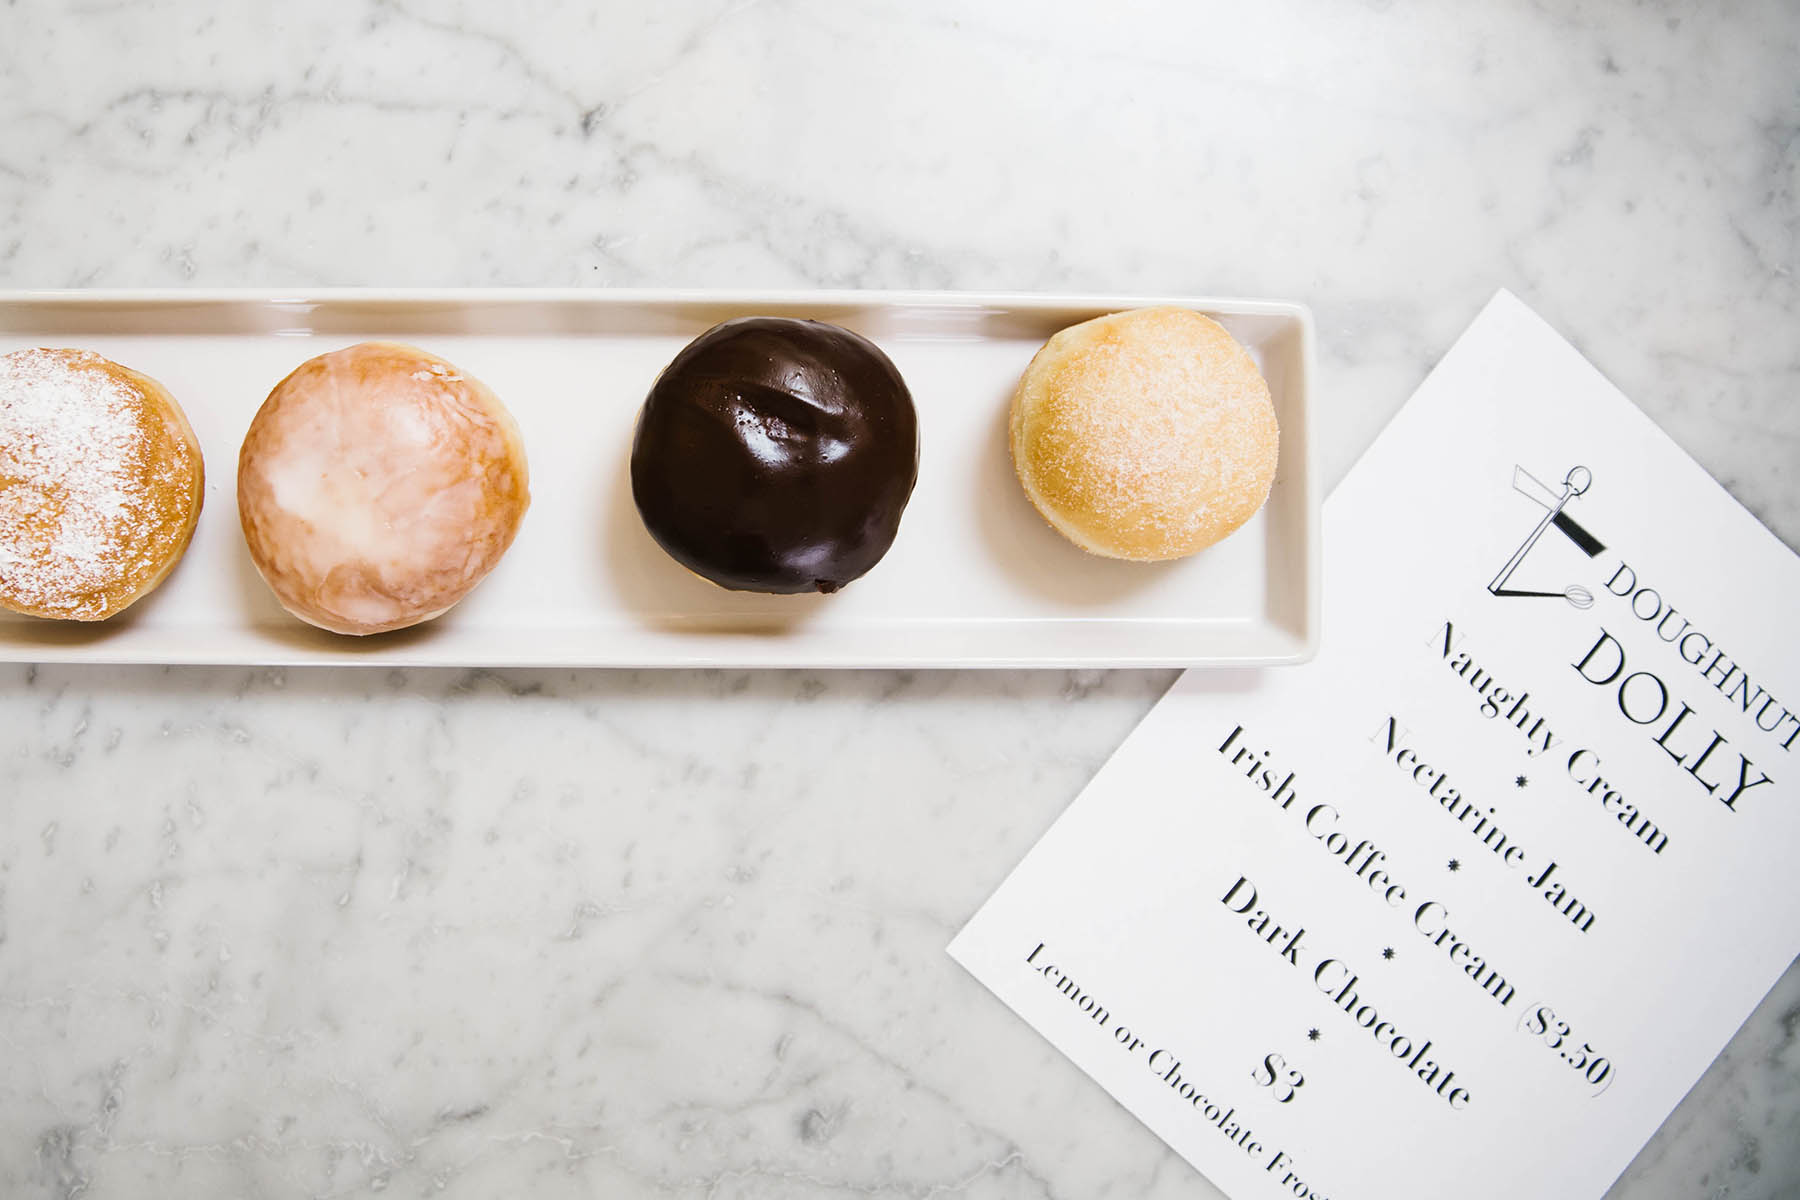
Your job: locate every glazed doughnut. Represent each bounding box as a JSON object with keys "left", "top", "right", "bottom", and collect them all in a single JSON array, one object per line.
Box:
[
  {"left": 237, "top": 342, "right": 529, "bottom": 635},
  {"left": 1010, "top": 307, "right": 1279, "bottom": 562},
  {"left": 0, "top": 348, "right": 204, "bottom": 620}
]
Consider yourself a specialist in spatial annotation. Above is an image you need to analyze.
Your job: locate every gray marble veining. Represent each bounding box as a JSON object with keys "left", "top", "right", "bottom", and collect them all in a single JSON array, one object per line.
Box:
[{"left": 1, "top": 1, "right": 1796, "bottom": 1197}]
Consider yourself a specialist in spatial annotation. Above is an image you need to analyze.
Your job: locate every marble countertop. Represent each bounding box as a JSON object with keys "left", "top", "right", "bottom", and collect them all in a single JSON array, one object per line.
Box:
[{"left": 2, "top": 2, "right": 1795, "bottom": 1197}]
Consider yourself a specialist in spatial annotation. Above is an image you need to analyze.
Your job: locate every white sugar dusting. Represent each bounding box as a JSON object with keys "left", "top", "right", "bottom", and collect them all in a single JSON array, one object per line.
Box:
[{"left": 0, "top": 349, "right": 150, "bottom": 616}]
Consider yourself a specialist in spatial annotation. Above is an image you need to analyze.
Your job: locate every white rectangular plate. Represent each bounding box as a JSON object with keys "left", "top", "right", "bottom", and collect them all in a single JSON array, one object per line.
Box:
[{"left": 0, "top": 290, "right": 1317, "bottom": 668}]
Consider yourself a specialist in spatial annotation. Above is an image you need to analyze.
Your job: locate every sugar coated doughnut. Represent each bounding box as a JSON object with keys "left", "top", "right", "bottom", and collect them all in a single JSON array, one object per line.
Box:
[
  {"left": 0, "top": 348, "right": 204, "bottom": 620},
  {"left": 1010, "top": 307, "right": 1278, "bottom": 562}
]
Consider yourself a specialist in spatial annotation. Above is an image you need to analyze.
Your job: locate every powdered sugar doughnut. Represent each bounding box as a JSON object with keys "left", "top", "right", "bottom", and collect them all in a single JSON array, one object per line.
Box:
[
  {"left": 237, "top": 342, "right": 529, "bottom": 636},
  {"left": 1009, "top": 308, "right": 1279, "bottom": 562},
  {"left": 0, "top": 348, "right": 204, "bottom": 620}
]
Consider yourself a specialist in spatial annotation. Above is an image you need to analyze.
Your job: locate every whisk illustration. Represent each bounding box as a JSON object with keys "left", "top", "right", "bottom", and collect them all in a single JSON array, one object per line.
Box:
[{"left": 1489, "top": 465, "right": 1606, "bottom": 609}]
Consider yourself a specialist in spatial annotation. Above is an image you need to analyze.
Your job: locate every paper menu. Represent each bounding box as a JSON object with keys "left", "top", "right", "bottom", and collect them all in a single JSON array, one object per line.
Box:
[{"left": 948, "top": 292, "right": 1800, "bottom": 1200}]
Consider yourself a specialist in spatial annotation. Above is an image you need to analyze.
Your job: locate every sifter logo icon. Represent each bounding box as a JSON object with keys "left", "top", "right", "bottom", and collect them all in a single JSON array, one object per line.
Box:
[{"left": 1489, "top": 465, "right": 1607, "bottom": 608}]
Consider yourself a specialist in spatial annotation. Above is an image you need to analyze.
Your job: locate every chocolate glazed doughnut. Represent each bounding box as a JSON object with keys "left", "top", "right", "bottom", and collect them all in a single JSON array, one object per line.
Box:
[{"left": 630, "top": 318, "right": 919, "bottom": 594}]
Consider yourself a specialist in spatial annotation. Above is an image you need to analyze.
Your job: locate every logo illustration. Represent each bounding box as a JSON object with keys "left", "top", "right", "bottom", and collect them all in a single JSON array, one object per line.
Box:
[{"left": 1489, "top": 465, "right": 1607, "bottom": 608}]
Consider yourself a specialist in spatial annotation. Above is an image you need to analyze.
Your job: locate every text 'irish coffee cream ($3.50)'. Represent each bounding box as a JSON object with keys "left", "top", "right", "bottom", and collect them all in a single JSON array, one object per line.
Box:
[{"left": 949, "top": 292, "right": 1800, "bottom": 1200}]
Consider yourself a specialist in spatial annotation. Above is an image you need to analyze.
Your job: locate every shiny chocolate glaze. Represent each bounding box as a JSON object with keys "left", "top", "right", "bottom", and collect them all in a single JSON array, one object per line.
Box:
[{"left": 630, "top": 317, "right": 919, "bottom": 594}]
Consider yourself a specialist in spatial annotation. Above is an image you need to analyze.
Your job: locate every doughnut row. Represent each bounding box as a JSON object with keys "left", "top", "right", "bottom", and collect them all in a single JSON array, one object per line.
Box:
[{"left": 0, "top": 309, "right": 1278, "bottom": 635}]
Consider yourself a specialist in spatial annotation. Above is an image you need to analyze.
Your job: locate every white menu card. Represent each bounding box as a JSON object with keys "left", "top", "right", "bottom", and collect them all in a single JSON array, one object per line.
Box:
[{"left": 950, "top": 292, "right": 1800, "bottom": 1200}]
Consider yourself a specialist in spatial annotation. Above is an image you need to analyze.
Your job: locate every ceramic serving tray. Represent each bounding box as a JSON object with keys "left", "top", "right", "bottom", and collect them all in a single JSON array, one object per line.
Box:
[{"left": 0, "top": 290, "right": 1318, "bottom": 668}]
